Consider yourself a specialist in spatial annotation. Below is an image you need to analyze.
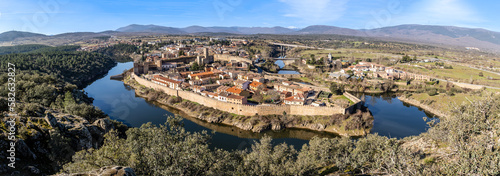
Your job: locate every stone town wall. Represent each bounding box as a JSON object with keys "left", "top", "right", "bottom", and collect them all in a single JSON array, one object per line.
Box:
[
  {"left": 343, "top": 92, "right": 364, "bottom": 114},
  {"left": 132, "top": 73, "right": 348, "bottom": 116},
  {"left": 214, "top": 54, "right": 252, "bottom": 63}
]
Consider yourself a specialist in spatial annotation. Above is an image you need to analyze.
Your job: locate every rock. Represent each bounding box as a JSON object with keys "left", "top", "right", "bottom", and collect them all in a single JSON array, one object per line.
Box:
[
  {"left": 252, "top": 124, "right": 270, "bottom": 133},
  {"left": 67, "top": 124, "right": 93, "bottom": 150},
  {"left": 32, "top": 141, "right": 49, "bottom": 155},
  {"left": 16, "top": 139, "right": 37, "bottom": 160},
  {"left": 309, "top": 123, "right": 326, "bottom": 131},
  {"left": 271, "top": 121, "right": 283, "bottom": 131},
  {"left": 93, "top": 118, "right": 114, "bottom": 133},
  {"left": 24, "top": 166, "right": 40, "bottom": 175},
  {"left": 45, "top": 112, "right": 58, "bottom": 128},
  {"left": 29, "top": 130, "right": 43, "bottom": 141},
  {"left": 234, "top": 122, "right": 253, "bottom": 131},
  {"left": 61, "top": 166, "right": 136, "bottom": 176}
]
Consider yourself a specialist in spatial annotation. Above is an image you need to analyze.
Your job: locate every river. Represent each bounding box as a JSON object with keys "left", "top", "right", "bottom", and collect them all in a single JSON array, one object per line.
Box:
[
  {"left": 275, "top": 60, "right": 300, "bottom": 74},
  {"left": 84, "top": 62, "right": 437, "bottom": 150}
]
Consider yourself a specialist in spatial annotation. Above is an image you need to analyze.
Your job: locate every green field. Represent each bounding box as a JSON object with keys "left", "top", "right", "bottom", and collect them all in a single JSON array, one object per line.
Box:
[{"left": 397, "top": 63, "right": 500, "bottom": 87}]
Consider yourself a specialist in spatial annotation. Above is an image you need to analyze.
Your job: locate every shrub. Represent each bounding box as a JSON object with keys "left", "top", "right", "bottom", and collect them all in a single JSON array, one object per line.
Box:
[{"left": 427, "top": 89, "right": 438, "bottom": 96}]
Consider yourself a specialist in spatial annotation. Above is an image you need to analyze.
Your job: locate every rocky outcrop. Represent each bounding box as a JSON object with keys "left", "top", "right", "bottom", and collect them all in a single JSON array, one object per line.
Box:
[
  {"left": 0, "top": 108, "right": 121, "bottom": 175},
  {"left": 233, "top": 121, "right": 254, "bottom": 131},
  {"left": 57, "top": 166, "right": 136, "bottom": 176},
  {"left": 16, "top": 139, "right": 37, "bottom": 160}
]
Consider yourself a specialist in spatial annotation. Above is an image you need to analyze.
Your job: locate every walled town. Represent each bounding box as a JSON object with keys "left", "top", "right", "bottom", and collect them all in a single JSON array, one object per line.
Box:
[{"left": 131, "top": 44, "right": 363, "bottom": 117}]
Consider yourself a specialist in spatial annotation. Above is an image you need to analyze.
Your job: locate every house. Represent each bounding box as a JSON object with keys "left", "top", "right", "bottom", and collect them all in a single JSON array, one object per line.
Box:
[
  {"left": 311, "top": 101, "right": 325, "bottom": 107},
  {"left": 227, "top": 71, "right": 240, "bottom": 79},
  {"left": 192, "top": 85, "right": 205, "bottom": 93},
  {"left": 202, "top": 84, "right": 220, "bottom": 91},
  {"left": 234, "top": 80, "right": 250, "bottom": 90},
  {"left": 181, "top": 82, "right": 191, "bottom": 89},
  {"left": 200, "top": 90, "right": 209, "bottom": 96},
  {"left": 253, "top": 77, "right": 265, "bottom": 83},
  {"left": 282, "top": 81, "right": 292, "bottom": 86},
  {"left": 218, "top": 92, "right": 229, "bottom": 102},
  {"left": 249, "top": 81, "right": 264, "bottom": 91},
  {"left": 279, "top": 91, "right": 292, "bottom": 100},
  {"left": 237, "top": 73, "right": 258, "bottom": 81},
  {"left": 217, "top": 79, "right": 233, "bottom": 86},
  {"left": 226, "top": 87, "right": 251, "bottom": 97},
  {"left": 219, "top": 74, "right": 231, "bottom": 79},
  {"left": 152, "top": 75, "right": 181, "bottom": 90},
  {"left": 188, "top": 72, "right": 215, "bottom": 80},
  {"left": 189, "top": 79, "right": 202, "bottom": 85},
  {"left": 275, "top": 84, "right": 310, "bottom": 96},
  {"left": 217, "top": 86, "right": 231, "bottom": 94},
  {"left": 206, "top": 92, "right": 218, "bottom": 98},
  {"left": 227, "top": 94, "right": 247, "bottom": 104},
  {"left": 284, "top": 94, "right": 305, "bottom": 105}
]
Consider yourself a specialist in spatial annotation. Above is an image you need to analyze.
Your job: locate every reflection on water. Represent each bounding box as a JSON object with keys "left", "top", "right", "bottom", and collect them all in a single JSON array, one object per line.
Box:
[
  {"left": 355, "top": 93, "right": 439, "bottom": 139},
  {"left": 275, "top": 60, "right": 285, "bottom": 68},
  {"left": 277, "top": 70, "right": 300, "bottom": 74}
]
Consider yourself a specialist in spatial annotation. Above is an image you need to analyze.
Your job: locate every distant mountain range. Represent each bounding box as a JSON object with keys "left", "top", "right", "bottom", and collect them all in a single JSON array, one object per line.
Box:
[
  {"left": 116, "top": 25, "right": 298, "bottom": 35},
  {"left": 2, "top": 24, "right": 500, "bottom": 53},
  {"left": 0, "top": 31, "right": 47, "bottom": 42}
]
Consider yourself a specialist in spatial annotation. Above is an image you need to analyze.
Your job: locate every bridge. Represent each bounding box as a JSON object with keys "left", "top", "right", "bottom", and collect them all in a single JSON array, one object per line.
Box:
[
  {"left": 272, "top": 57, "right": 300, "bottom": 65},
  {"left": 269, "top": 42, "right": 334, "bottom": 50}
]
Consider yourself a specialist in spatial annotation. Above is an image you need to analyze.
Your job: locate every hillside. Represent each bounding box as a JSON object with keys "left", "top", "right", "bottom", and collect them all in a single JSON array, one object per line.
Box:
[{"left": 0, "top": 31, "right": 46, "bottom": 42}]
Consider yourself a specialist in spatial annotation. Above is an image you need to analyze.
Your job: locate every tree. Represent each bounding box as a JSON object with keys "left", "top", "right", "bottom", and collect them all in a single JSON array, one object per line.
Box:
[
  {"left": 318, "top": 57, "right": 324, "bottom": 65},
  {"left": 190, "top": 62, "right": 200, "bottom": 71},
  {"left": 401, "top": 55, "right": 411, "bottom": 63},
  {"left": 179, "top": 50, "right": 185, "bottom": 56},
  {"left": 63, "top": 91, "right": 76, "bottom": 108},
  {"left": 479, "top": 72, "right": 484, "bottom": 77},
  {"left": 252, "top": 91, "right": 264, "bottom": 103},
  {"left": 329, "top": 82, "right": 344, "bottom": 95}
]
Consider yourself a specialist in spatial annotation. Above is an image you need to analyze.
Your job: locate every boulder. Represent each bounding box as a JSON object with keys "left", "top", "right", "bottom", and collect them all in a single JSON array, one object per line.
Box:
[
  {"left": 45, "top": 112, "right": 58, "bottom": 128},
  {"left": 271, "top": 121, "right": 283, "bottom": 131},
  {"left": 67, "top": 124, "right": 93, "bottom": 150},
  {"left": 16, "top": 139, "right": 37, "bottom": 160},
  {"left": 93, "top": 118, "right": 114, "bottom": 133},
  {"left": 234, "top": 121, "right": 254, "bottom": 131},
  {"left": 24, "top": 166, "right": 40, "bottom": 175}
]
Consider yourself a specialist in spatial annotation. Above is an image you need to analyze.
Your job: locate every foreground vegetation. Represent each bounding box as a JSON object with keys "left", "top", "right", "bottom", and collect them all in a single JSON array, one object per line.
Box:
[
  {"left": 61, "top": 95, "right": 499, "bottom": 175},
  {"left": 0, "top": 47, "right": 122, "bottom": 174}
]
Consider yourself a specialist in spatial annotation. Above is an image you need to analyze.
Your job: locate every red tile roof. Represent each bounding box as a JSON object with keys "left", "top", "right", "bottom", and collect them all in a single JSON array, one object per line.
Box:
[{"left": 154, "top": 75, "right": 181, "bottom": 84}]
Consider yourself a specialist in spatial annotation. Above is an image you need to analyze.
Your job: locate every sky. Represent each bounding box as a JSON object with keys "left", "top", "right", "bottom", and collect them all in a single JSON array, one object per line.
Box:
[{"left": 0, "top": 0, "right": 497, "bottom": 35}]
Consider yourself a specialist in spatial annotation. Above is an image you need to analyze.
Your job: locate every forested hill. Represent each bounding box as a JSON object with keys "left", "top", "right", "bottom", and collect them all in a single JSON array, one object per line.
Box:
[
  {"left": 95, "top": 43, "right": 139, "bottom": 62},
  {"left": 0, "top": 44, "right": 80, "bottom": 55},
  {"left": 0, "top": 50, "right": 116, "bottom": 88}
]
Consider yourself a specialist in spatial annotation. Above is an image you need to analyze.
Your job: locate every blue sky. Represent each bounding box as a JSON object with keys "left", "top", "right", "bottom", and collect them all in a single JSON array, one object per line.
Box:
[{"left": 0, "top": 0, "right": 497, "bottom": 35}]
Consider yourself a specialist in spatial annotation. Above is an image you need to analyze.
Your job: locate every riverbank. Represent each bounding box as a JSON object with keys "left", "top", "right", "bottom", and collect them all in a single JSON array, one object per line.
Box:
[
  {"left": 397, "top": 96, "right": 449, "bottom": 119},
  {"left": 123, "top": 72, "right": 372, "bottom": 137}
]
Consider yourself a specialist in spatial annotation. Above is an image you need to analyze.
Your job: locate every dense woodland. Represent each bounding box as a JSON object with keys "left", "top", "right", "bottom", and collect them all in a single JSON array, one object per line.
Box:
[
  {"left": 0, "top": 50, "right": 115, "bottom": 88},
  {"left": 95, "top": 43, "right": 139, "bottom": 62},
  {"left": 0, "top": 48, "right": 116, "bottom": 121}
]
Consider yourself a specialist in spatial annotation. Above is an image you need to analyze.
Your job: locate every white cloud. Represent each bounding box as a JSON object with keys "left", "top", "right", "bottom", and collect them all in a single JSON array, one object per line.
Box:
[
  {"left": 394, "top": 0, "right": 483, "bottom": 26},
  {"left": 279, "top": 0, "right": 350, "bottom": 23}
]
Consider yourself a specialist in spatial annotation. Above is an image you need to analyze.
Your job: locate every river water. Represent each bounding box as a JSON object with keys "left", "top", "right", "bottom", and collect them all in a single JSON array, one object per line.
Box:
[
  {"left": 84, "top": 62, "right": 436, "bottom": 150},
  {"left": 275, "top": 60, "right": 300, "bottom": 74}
]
